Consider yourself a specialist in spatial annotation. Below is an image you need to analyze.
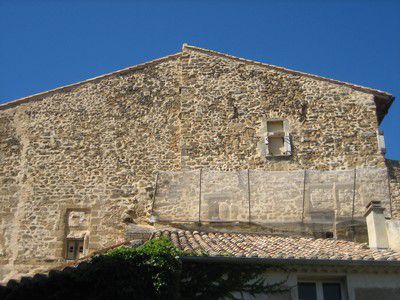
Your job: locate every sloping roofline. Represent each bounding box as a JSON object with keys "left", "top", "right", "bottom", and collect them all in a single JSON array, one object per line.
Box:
[
  {"left": 0, "top": 44, "right": 394, "bottom": 120},
  {"left": 0, "top": 52, "right": 182, "bottom": 110},
  {"left": 181, "top": 256, "right": 400, "bottom": 268},
  {"left": 46, "top": 228, "right": 400, "bottom": 276},
  {"left": 182, "top": 44, "right": 394, "bottom": 124},
  {"left": 183, "top": 44, "right": 394, "bottom": 99},
  {"left": 50, "top": 228, "right": 400, "bottom": 273}
]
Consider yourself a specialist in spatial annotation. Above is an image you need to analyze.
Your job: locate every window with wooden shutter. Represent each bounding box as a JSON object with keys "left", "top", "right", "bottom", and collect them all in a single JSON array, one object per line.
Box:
[
  {"left": 264, "top": 119, "right": 292, "bottom": 157},
  {"left": 65, "top": 209, "right": 90, "bottom": 260},
  {"left": 264, "top": 136, "right": 270, "bottom": 156},
  {"left": 66, "top": 238, "right": 85, "bottom": 260},
  {"left": 377, "top": 129, "right": 386, "bottom": 154}
]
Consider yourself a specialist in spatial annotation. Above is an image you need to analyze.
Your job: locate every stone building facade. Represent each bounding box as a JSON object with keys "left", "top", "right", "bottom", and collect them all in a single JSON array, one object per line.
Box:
[{"left": 0, "top": 44, "right": 397, "bottom": 282}]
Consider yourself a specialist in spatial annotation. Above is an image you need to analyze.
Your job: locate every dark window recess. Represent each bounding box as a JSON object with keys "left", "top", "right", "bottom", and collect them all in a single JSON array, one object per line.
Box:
[
  {"left": 298, "top": 282, "right": 317, "bottom": 300},
  {"left": 325, "top": 232, "right": 334, "bottom": 238},
  {"left": 323, "top": 283, "right": 342, "bottom": 300},
  {"left": 298, "top": 281, "right": 342, "bottom": 300}
]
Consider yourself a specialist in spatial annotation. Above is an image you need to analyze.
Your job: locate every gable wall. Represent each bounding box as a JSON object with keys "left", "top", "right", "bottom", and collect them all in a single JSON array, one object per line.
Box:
[
  {"left": 0, "top": 57, "right": 182, "bottom": 281},
  {"left": 0, "top": 113, "right": 25, "bottom": 280},
  {"left": 0, "top": 49, "right": 392, "bottom": 282},
  {"left": 179, "top": 48, "right": 385, "bottom": 171}
]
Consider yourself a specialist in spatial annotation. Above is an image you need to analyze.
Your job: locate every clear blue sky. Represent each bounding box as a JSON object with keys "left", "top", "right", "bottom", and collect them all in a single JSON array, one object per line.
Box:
[{"left": 1, "top": 0, "right": 399, "bottom": 159}]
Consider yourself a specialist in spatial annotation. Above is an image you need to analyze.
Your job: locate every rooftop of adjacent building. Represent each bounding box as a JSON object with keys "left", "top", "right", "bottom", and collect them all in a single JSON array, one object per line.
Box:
[
  {"left": 49, "top": 227, "right": 400, "bottom": 274},
  {"left": 153, "top": 229, "right": 400, "bottom": 264}
]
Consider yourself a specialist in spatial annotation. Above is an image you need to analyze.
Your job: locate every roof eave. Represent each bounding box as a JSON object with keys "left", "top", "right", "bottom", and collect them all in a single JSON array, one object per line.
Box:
[
  {"left": 181, "top": 255, "right": 400, "bottom": 268},
  {"left": 376, "top": 94, "right": 395, "bottom": 124}
]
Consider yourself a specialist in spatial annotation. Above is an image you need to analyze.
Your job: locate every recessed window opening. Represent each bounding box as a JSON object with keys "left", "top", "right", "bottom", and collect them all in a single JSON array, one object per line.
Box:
[
  {"left": 66, "top": 238, "right": 84, "bottom": 260},
  {"left": 264, "top": 120, "right": 292, "bottom": 157},
  {"left": 298, "top": 280, "right": 344, "bottom": 300},
  {"left": 267, "top": 120, "right": 284, "bottom": 133}
]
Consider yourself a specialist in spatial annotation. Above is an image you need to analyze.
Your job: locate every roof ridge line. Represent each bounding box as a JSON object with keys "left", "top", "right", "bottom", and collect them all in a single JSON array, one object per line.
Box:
[
  {"left": 0, "top": 52, "right": 182, "bottom": 110},
  {"left": 182, "top": 44, "right": 393, "bottom": 99}
]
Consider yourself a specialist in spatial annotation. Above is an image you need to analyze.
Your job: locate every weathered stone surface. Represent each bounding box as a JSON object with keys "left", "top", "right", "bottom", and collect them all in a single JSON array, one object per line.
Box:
[
  {"left": 153, "top": 168, "right": 391, "bottom": 224},
  {"left": 153, "top": 170, "right": 200, "bottom": 222},
  {"left": 179, "top": 47, "right": 385, "bottom": 170},
  {"left": 387, "top": 160, "right": 400, "bottom": 219},
  {"left": 0, "top": 45, "right": 395, "bottom": 282},
  {"left": 0, "top": 56, "right": 182, "bottom": 282}
]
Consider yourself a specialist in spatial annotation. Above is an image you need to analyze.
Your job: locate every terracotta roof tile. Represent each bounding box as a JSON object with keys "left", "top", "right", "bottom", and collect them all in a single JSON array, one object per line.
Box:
[{"left": 153, "top": 229, "right": 400, "bottom": 263}]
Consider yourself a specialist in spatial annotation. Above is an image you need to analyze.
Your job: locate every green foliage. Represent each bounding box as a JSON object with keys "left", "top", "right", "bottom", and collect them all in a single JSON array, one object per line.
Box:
[
  {"left": 103, "top": 237, "right": 183, "bottom": 293},
  {"left": 0, "top": 237, "right": 182, "bottom": 300},
  {"left": 0, "top": 237, "right": 289, "bottom": 300},
  {"left": 181, "top": 262, "right": 289, "bottom": 299}
]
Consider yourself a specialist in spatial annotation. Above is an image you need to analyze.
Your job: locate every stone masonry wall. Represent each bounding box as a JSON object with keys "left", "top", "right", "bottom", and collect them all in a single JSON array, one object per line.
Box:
[
  {"left": 180, "top": 47, "right": 385, "bottom": 171},
  {"left": 0, "top": 113, "right": 24, "bottom": 281},
  {"left": 0, "top": 45, "right": 391, "bottom": 282},
  {"left": 153, "top": 168, "right": 391, "bottom": 224},
  {"left": 0, "top": 56, "right": 182, "bottom": 281},
  {"left": 387, "top": 160, "right": 400, "bottom": 219}
]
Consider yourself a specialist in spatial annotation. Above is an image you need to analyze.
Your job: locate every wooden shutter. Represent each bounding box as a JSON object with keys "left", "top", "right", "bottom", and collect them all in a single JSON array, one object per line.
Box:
[
  {"left": 66, "top": 240, "right": 76, "bottom": 260},
  {"left": 264, "top": 136, "right": 270, "bottom": 156},
  {"left": 377, "top": 129, "right": 386, "bottom": 154},
  {"left": 283, "top": 120, "right": 292, "bottom": 156},
  {"left": 77, "top": 240, "right": 84, "bottom": 259}
]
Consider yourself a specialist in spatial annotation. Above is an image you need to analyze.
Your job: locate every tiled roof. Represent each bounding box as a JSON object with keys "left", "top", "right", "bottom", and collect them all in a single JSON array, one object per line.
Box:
[{"left": 153, "top": 230, "right": 400, "bottom": 263}]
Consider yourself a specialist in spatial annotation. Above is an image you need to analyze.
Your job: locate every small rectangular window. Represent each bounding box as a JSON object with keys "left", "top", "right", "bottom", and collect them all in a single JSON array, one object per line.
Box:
[
  {"left": 268, "top": 136, "right": 285, "bottom": 156},
  {"left": 298, "top": 281, "right": 343, "bottom": 300},
  {"left": 66, "top": 239, "right": 85, "bottom": 260},
  {"left": 67, "top": 240, "right": 75, "bottom": 260},
  {"left": 265, "top": 120, "right": 292, "bottom": 157},
  {"left": 323, "top": 283, "right": 342, "bottom": 300},
  {"left": 267, "top": 120, "right": 284, "bottom": 133},
  {"left": 298, "top": 282, "right": 317, "bottom": 300},
  {"left": 377, "top": 129, "right": 386, "bottom": 154}
]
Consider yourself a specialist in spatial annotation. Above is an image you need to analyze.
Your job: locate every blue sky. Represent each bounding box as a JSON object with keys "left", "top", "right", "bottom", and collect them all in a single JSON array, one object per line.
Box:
[{"left": 1, "top": 0, "right": 399, "bottom": 159}]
